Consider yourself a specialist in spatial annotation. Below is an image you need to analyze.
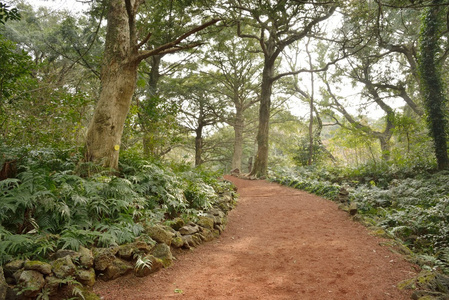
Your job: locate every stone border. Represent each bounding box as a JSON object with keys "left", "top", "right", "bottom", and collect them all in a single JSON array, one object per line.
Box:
[{"left": 0, "top": 190, "right": 237, "bottom": 300}]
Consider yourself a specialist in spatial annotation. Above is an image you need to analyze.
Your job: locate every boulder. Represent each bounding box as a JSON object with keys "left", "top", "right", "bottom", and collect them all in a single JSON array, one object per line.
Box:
[
  {"left": 24, "top": 260, "right": 52, "bottom": 275},
  {"left": 79, "top": 246, "right": 94, "bottom": 268},
  {"left": 198, "top": 228, "right": 215, "bottom": 242},
  {"left": 51, "top": 255, "right": 76, "bottom": 279},
  {"left": 151, "top": 243, "right": 173, "bottom": 268},
  {"left": 17, "top": 270, "right": 45, "bottom": 298},
  {"left": 181, "top": 234, "right": 202, "bottom": 249},
  {"left": 179, "top": 223, "right": 199, "bottom": 235},
  {"left": 197, "top": 216, "right": 215, "bottom": 230},
  {"left": 170, "top": 217, "right": 185, "bottom": 231},
  {"left": 118, "top": 241, "right": 153, "bottom": 261},
  {"left": 145, "top": 225, "right": 174, "bottom": 245},
  {"left": 93, "top": 247, "right": 119, "bottom": 272},
  {"left": 99, "top": 258, "right": 133, "bottom": 281},
  {"left": 76, "top": 268, "right": 96, "bottom": 287},
  {"left": 134, "top": 255, "right": 163, "bottom": 277},
  {"left": 53, "top": 249, "right": 80, "bottom": 261},
  {"left": 3, "top": 260, "right": 24, "bottom": 279},
  {"left": 171, "top": 234, "right": 184, "bottom": 248}
]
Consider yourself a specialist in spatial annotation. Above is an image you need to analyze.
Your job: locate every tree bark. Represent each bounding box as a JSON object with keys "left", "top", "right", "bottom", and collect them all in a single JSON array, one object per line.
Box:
[
  {"left": 418, "top": 0, "right": 449, "bottom": 170},
  {"left": 85, "top": 0, "right": 139, "bottom": 169},
  {"left": 231, "top": 105, "right": 244, "bottom": 171},
  {"left": 250, "top": 59, "right": 274, "bottom": 177}
]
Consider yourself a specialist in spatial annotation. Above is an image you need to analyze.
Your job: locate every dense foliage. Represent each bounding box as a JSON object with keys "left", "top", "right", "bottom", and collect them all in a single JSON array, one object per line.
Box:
[{"left": 0, "top": 147, "right": 231, "bottom": 264}]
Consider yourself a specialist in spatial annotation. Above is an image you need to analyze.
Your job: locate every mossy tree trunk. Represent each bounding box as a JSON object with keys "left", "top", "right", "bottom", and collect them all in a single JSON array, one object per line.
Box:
[{"left": 418, "top": 0, "right": 449, "bottom": 170}]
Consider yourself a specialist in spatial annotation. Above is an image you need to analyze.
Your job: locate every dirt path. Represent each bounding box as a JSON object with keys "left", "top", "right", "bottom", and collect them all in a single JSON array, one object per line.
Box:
[{"left": 94, "top": 176, "right": 417, "bottom": 299}]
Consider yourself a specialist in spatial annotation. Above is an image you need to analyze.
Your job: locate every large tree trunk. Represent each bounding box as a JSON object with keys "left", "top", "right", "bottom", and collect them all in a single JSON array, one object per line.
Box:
[
  {"left": 231, "top": 105, "right": 244, "bottom": 171},
  {"left": 85, "top": 0, "right": 138, "bottom": 169},
  {"left": 250, "top": 60, "right": 274, "bottom": 177},
  {"left": 419, "top": 0, "right": 449, "bottom": 170}
]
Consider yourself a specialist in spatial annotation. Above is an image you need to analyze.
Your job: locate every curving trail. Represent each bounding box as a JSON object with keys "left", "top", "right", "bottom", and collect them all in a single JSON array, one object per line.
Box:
[{"left": 94, "top": 176, "right": 417, "bottom": 299}]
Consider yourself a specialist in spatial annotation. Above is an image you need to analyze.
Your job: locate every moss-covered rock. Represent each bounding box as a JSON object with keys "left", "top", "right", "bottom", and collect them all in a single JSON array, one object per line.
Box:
[
  {"left": 98, "top": 258, "right": 133, "bottom": 281},
  {"left": 134, "top": 255, "right": 163, "bottom": 277},
  {"left": 169, "top": 217, "right": 185, "bottom": 231},
  {"left": 145, "top": 224, "right": 174, "bottom": 245},
  {"left": 171, "top": 235, "right": 184, "bottom": 248},
  {"left": 17, "top": 270, "right": 45, "bottom": 298},
  {"left": 93, "top": 247, "right": 118, "bottom": 272},
  {"left": 51, "top": 256, "right": 77, "bottom": 279},
  {"left": 3, "top": 260, "right": 24, "bottom": 279},
  {"left": 76, "top": 268, "right": 96, "bottom": 287},
  {"left": 24, "top": 260, "right": 52, "bottom": 275},
  {"left": 118, "top": 241, "right": 154, "bottom": 261},
  {"left": 197, "top": 216, "right": 215, "bottom": 230},
  {"left": 198, "top": 228, "right": 215, "bottom": 242},
  {"left": 79, "top": 246, "right": 94, "bottom": 269},
  {"left": 179, "top": 224, "right": 199, "bottom": 235},
  {"left": 151, "top": 243, "right": 173, "bottom": 268}
]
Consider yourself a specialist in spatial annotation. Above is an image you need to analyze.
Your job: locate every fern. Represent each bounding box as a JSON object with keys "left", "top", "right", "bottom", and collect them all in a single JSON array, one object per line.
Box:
[{"left": 134, "top": 254, "right": 153, "bottom": 272}]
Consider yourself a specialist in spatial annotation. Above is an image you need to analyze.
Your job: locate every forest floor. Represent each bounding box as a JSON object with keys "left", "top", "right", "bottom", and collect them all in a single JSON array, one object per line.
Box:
[{"left": 94, "top": 175, "right": 418, "bottom": 300}]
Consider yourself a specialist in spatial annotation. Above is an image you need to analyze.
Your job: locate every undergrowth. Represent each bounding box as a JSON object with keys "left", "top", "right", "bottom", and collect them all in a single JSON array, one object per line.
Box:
[
  {"left": 0, "top": 147, "right": 231, "bottom": 264},
  {"left": 270, "top": 162, "right": 449, "bottom": 275}
]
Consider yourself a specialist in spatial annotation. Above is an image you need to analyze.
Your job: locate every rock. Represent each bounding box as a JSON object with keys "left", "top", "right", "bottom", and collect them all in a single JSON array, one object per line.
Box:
[
  {"left": 171, "top": 235, "right": 184, "bottom": 248},
  {"left": 181, "top": 235, "right": 194, "bottom": 248},
  {"left": 76, "top": 268, "right": 96, "bottom": 287},
  {"left": 349, "top": 202, "right": 358, "bottom": 215},
  {"left": 0, "top": 267, "right": 7, "bottom": 300},
  {"left": 213, "top": 215, "right": 224, "bottom": 225},
  {"left": 44, "top": 276, "right": 60, "bottom": 296},
  {"left": 93, "top": 247, "right": 119, "bottom": 271},
  {"left": 215, "top": 224, "right": 225, "bottom": 234},
  {"left": 198, "top": 228, "right": 215, "bottom": 242},
  {"left": 3, "top": 260, "right": 24, "bottom": 278},
  {"left": 24, "top": 260, "right": 52, "bottom": 275},
  {"left": 179, "top": 224, "right": 199, "bottom": 235},
  {"left": 118, "top": 241, "right": 153, "bottom": 261},
  {"left": 54, "top": 249, "right": 80, "bottom": 260},
  {"left": 197, "top": 216, "right": 215, "bottom": 230},
  {"left": 17, "top": 270, "right": 45, "bottom": 298},
  {"left": 145, "top": 224, "right": 174, "bottom": 245},
  {"left": 181, "top": 234, "right": 203, "bottom": 249},
  {"left": 134, "top": 255, "right": 163, "bottom": 277},
  {"left": 51, "top": 256, "right": 76, "bottom": 279},
  {"left": 99, "top": 258, "right": 133, "bottom": 281},
  {"left": 151, "top": 243, "right": 173, "bottom": 268},
  {"left": 208, "top": 208, "right": 225, "bottom": 217},
  {"left": 12, "top": 270, "right": 22, "bottom": 285},
  {"left": 79, "top": 246, "right": 94, "bottom": 268},
  {"left": 170, "top": 217, "right": 185, "bottom": 231}
]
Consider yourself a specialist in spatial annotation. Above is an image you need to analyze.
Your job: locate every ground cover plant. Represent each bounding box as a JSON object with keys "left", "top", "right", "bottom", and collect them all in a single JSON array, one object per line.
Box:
[{"left": 0, "top": 147, "right": 231, "bottom": 265}]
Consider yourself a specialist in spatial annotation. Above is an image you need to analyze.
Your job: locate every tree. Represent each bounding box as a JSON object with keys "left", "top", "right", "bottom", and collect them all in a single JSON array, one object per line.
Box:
[
  {"left": 171, "top": 72, "right": 225, "bottom": 166},
  {"left": 418, "top": 0, "right": 449, "bottom": 170},
  {"left": 84, "top": 0, "right": 218, "bottom": 169},
  {"left": 0, "top": 2, "right": 19, "bottom": 24},
  {"left": 203, "top": 28, "right": 261, "bottom": 171},
  {"left": 232, "top": 0, "right": 337, "bottom": 177},
  {"left": 0, "top": 3, "right": 98, "bottom": 148}
]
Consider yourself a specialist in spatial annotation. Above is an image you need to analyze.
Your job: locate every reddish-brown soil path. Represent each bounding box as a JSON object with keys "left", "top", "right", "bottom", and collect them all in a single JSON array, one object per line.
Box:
[{"left": 94, "top": 176, "right": 418, "bottom": 300}]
